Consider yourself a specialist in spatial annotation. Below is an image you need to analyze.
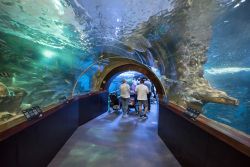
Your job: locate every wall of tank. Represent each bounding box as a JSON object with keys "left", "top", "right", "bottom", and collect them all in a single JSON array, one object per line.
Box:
[{"left": 0, "top": 0, "right": 249, "bottom": 135}]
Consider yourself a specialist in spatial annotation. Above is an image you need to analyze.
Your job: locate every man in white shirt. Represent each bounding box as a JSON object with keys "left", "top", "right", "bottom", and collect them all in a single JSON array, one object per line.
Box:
[
  {"left": 120, "top": 79, "right": 130, "bottom": 117},
  {"left": 135, "top": 79, "right": 149, "bottom": 118}
]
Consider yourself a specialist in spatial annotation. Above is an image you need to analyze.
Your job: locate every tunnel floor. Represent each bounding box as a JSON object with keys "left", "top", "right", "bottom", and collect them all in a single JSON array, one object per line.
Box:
[{"left": 48, "top": 104, "right": 180, "bottom": 167}]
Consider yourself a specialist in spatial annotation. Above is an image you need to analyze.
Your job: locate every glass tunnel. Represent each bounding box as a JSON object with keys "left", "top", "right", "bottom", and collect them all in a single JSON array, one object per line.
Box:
[{"left": 0, "top": 0, "right": 249, "bottom": 139}]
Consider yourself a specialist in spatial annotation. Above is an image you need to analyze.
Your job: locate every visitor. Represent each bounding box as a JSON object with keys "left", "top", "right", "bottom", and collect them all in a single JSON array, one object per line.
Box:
[
  {"left": 131, "top": 77, "right": 137, "bottom": 94},
  {"left": 135, "top": 79, "right": 149, "bottom": 118},
  {"left": 144, "top": 78, "right": 152, "bottom": 111},
  {"left": 120, "top": 79, "right": 130, "bottom": 117}
]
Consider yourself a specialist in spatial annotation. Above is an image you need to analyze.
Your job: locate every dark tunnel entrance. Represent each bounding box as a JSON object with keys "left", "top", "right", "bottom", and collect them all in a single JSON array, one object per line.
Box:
[{"left": 107, "top": 71, "right": 158, "bottom": 114}]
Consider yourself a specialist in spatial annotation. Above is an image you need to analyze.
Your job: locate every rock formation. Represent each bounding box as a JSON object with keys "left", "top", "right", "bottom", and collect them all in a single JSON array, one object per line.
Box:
[{"left": 122, "top": 0, "right": 239, "bottom": 111}]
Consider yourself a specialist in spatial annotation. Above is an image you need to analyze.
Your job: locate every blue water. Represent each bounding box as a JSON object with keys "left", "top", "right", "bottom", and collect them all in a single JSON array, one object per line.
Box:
[
  {"left": 204, "top": 71, "right": 250, "bottom": 134},
  {"left": 204, "top": 1, "right": 250, "bottom": 135}
]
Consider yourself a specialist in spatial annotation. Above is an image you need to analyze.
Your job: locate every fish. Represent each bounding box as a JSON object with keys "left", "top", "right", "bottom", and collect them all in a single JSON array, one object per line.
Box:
[
  {"left": 64, "top": 79, "right": 71, "bottom": 85},
  {"left": 32, "top": 99, "right": 45, "bottom": 105},
  {"left": 246, "top": 101, "right": 250, "bottom": 106},
  {"left": 217, "top": 117, "right": 232, "bottom": 124},
  {"left": 0, "top": 72, "right": 13, "bottom": 78}
]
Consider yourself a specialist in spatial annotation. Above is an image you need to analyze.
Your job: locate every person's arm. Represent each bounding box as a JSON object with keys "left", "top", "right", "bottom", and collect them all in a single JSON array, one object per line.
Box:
[{"left": 127, "top": 85, "right": 130, "bottom": 95}]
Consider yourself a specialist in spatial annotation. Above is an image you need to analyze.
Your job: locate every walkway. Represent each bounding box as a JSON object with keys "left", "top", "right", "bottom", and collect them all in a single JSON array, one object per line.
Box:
[{"left": 49, "top": 104, "right": 180, "bottom": 167}]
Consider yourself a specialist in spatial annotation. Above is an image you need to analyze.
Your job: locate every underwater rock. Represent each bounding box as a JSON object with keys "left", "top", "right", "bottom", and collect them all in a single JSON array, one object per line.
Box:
[
  {"left": 169, "top": 78, "right": 240, "bottom": 112},
  {"left": 0, "top": 85, "right": 27, "bottom": 113},
  {"left": 126, "top": 0, "right": 240, "bottom": 112},
  {"left": 0, "top": 112, "right": 16, "bottom": 122},
  {"left": 0, "top": 82, "right": 8, "bottom": 96},
  {"left": 0, "top": 95, "right": 24, "bottom": 113},
  {"left": 193, "top": 87, "right": 239, "bottom": 106}
]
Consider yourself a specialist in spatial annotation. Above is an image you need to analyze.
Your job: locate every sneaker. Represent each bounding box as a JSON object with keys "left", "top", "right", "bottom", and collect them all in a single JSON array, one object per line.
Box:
[
  {"left": 122, "top": 114, "right": 128, "bottom": 118},
  {"left": 135, "top": 112, "right": 139, "bottom": 115},
  {"left": 143, "top": 114, "right": 148, "bottom": 119}
]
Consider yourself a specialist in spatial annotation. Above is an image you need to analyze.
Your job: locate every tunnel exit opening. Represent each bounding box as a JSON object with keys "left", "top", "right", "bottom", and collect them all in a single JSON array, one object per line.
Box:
[
  {"left": 96, "top": 58, "right": 166, "bottom": 121},
  {"left": 106, "top": 71, "right": 158, "bottom": 116}
]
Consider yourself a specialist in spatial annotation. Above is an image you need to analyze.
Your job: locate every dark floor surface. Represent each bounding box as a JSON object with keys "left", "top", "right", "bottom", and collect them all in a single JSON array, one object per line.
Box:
[{"left": 49, "top": 104, "right": 180, "bottom": 167}]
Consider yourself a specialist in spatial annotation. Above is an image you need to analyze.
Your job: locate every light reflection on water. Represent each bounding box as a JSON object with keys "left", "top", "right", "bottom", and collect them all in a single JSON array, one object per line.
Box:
[{"left": 206, "top": 67, "right": 250, "bottom": 75}]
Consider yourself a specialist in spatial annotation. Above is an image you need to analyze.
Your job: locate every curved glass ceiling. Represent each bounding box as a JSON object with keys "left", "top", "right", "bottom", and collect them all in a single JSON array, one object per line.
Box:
[{"left": 0, "top": 0, "right": 249, "bottom": 134}]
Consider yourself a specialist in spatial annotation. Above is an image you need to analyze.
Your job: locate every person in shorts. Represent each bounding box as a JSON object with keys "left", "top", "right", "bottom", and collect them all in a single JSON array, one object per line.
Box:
[{"left": 135, "top": 79, "right": 149, "bottom": 118}]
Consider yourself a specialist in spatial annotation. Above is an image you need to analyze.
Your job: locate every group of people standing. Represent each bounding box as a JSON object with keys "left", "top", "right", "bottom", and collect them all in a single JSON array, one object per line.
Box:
[{"left": 119, "top": 78, "right": 153, "bottom": 119}]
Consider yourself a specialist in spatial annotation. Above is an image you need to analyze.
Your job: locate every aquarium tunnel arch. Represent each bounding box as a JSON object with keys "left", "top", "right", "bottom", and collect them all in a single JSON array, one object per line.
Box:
[
  {"left": 0, "top": 0, "right": 249, "bottom": 140},
  {"left": 98, "top": 61, "right": 165, "bottom": 97},
  {"left": 71, "top": 54, "right": 165, "bottom": 96}
]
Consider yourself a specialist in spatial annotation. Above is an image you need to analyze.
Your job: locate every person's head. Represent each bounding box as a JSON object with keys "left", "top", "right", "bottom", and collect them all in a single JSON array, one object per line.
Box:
[
  {"left": 140, "top": 79, "right": 144, "bottom": 84},
  {"left": 122, "top": 79, "right": 126, "bottom": 83}
]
